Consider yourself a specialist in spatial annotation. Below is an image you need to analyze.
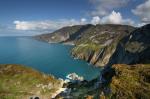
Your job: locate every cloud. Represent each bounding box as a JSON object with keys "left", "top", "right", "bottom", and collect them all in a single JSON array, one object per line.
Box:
[
  {"left": 91, "top": 11, "right": 134, "bottom": 25},
  {"left": 101, "top": 11, "right": 122, "bottom": 24},
  {"left": 132, "top": 0, "right": 150, "bottom": 23},
  {"left": 13, "top": 19, "right": 86, "bottom": 31},
  {"left": 91, "top": 16, "right": 101, "bottom": 25},
  {"left": 137, "top": 22, "right": 147, "bottom": 27},
  {"left": 80, "top": 18, "right": 87, "bottom": 25},
  {"left": 90, "top": 0, "right": 129, "bottom": 16},
  {"left": 13, "top": 11, "right": 135, "bottom": 33}
]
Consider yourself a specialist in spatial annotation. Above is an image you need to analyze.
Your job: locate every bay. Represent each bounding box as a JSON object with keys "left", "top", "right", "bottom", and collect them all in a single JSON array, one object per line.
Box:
[{"left": 0, "top": 37, "right": 100, "bottom": 80}]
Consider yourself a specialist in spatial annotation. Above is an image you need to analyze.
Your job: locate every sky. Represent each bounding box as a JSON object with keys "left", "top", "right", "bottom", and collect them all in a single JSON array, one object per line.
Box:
[{"left": 0, "top": 0, "right": 149, "bottom": 36}]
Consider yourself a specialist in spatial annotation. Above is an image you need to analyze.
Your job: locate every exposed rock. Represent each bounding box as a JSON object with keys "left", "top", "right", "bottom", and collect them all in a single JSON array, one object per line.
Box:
[
  {"left": 71, "top": 24, "right": 135, "bottom": 67},
  {"left": 34, "top": 24, "right": 150, "bottom": 98},
  {"left": 72, "top": 24, "right": 150, "bottom": 67},
  {"left": 66, "top": 73, "right": 84, "bottom": 82},
  {"left": 107, "top": 24, "right": 150, "bottom": 66}
]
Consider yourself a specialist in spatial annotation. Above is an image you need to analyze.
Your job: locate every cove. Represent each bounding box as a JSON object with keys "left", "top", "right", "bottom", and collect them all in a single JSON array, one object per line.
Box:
[{"left": 0, "top": 37, "right": 100, "bottom": 80}]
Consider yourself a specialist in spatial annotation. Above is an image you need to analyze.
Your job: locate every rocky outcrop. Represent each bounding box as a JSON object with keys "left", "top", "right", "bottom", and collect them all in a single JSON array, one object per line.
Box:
[
  {"left": 71, "top": 24, "right": 135, "bottom": 67},
  {"left": 72, "top": 24, "right": 150, "bottom": 67},
  {"left": 36, "top": 24, "right": 137, "bottom": 67},
  {"left": 107, "top": 24, "right": 150, "bottom": 66},
  {"left": 97, "top": 24, "right": 150, "bottom": 98},
  {"left": 55, "top": 24, "right": 150, "bottom": 98},
  {"left": 36, "top": 24, "right": 149, "bottom": 67},
  {"left": 58, "top": 64, "right": 150, "bottom": 99}
]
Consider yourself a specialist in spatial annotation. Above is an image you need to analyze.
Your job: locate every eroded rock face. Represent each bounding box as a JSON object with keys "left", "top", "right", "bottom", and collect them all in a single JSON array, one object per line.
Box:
[
  {"left": 36, "top": 24, "right": 136, "bottom": 67},
  {"left": 72, "top": 24, "right": 150, "bottom": 67},
  {"left": 71, "top": 24, "right": 135, "bottom": 67},
  {"left": 107, "top": 24, "right": 150, "bottom": 66},
  {"left": 35, "top": 24, "right": 91, "bottom": 43},
  {"left": 36, "top": 24, "right": 149, "bottom": 67}
]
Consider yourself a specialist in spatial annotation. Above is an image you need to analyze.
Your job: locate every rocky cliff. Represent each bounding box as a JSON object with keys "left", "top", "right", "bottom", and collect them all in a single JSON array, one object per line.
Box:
[
  {"left": 72, "top": 24, "right": 150, "bottom": 67},
  {"left": 57, "top": 64, "right": 150, "bottom": 99},
  {"left": 55, "top": 24, "right": 150, "bottom": 99},
  {"left": 98, "top": 24, "right": 150, "bottom": 99},
  {"left": 36, "top": 24, "right": 135, "bottom": 66},
  {"left": 35, "top": 25, "right": 83, "bottom": 44},
  {"left": 35, "top": 24, "right": 150, "bottom": 99},
  {"left": 106, "top": 24, "right": 150, "bottom": 66},
  {"left": 99, "top": 64, "right": 150, "bottom": 99},
  {"left": 36, "top": 24, "right": 149, "bottom": 67}
]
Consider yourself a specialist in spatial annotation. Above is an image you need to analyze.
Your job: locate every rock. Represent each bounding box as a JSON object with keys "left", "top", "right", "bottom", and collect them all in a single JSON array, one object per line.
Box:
[
  {"left": 70, "top": 24, "right": 135, "bottom": 67},
  {"left": 66, "top": 73, "right": 84, "bottom": 81},
  {"left": 107, "top": 24, "right": 150, "bottom": 66}
]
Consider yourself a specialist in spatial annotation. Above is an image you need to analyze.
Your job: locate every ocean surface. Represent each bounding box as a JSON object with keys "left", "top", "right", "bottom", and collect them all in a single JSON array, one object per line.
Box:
[{"left": 0, "top": 37, "right": 100, "bottom": 80}]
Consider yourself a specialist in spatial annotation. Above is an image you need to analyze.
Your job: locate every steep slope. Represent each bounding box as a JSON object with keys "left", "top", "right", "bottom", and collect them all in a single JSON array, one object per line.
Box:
[
  {"left": 107, "top": 24, "right": 150, "bottom": 66},
  {"left": 71, "top": 24, "right": 135, "bottom": 67},
  {"left": 56, "top": 24, "right": 150, "bottom": 98},
  {"left": 57, "top": 64, "right": 150, "bottom": 99},
  {"left": 36, "top": 24, "right": 135, "bottom": 66},
  {"left": 35, "top": 25, "right": 86, "bottom": 44},
  {"left": 0, "top": 64, "right": 63, "bottom": 99},
  {"left": 100, "top": 64, "right": 150, "bottom": 99},
  {"left": 99, "top": 24, "right": 150, "bottom": 98},
  {"left": 35, "top": 24, "right": 134, "bottom": 44}
]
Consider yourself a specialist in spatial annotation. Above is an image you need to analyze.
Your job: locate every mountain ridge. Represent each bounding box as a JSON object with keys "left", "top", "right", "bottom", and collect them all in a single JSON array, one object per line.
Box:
[{"left": 36, "top": 24, "right": 136, "bottom": 67}]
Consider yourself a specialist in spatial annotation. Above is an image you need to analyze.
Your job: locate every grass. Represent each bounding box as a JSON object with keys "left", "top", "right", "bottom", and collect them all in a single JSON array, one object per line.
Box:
[
  {"left": 0, "top": 64, "right": 62, "bottom": 99},
  {"left": 109, "top": 64, "right": 150, "bottom": 99},
  {"left": 72, "top": 42, "right": 103, "bottom": 54}
]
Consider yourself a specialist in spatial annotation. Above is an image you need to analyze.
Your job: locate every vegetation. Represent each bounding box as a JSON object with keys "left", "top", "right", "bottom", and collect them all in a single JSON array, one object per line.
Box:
[
  {"left": 72, "top": 42, "right": 102, "bottom": 54},
  {"left": 0, "top": 64, "right": 62, "bottom": 99},
  {"left": 109, "top": 64, "right": 150, "bottom": 99}
]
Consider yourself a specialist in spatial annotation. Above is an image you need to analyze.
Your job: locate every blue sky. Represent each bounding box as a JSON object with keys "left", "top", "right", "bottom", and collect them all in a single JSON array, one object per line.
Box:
[{"left": 0, "top": 0, "right": 149, "bottom": 36}]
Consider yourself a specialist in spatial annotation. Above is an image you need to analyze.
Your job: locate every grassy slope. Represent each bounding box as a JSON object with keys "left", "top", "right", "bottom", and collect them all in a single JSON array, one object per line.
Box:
[
  {"left": 0, "top": 64, "right": 62, "bottom": 99},
  {"left": 109, "top": 64, "right": 150, "bottom": 99}
]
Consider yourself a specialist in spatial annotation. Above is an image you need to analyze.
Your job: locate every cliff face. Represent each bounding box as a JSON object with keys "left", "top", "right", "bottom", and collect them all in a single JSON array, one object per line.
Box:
[
  {"left": 55, "top": 24, "right": 150, "bottom": 98},
  {"left": 35, "top": 25, "right": 88, "bottom": 43},
  {"left": 71, "top": 24, "right": 135, "bottom": 66},
  {"left": 107, "top": 24, "right": 150, "bottom": 66},
  {"left": 72, "top": 24, "right": 150, "bottom": 67},
  {"left": 36, "top": 24, "right": 149, "bottom": 67},
  {"left": 35, "top": 24, "right": 150, "bottom": 98},
  {"left": 58, "top": 64, "right": 150, "bottom": 99},
  {"left": 36, "top": 24, "right": 135, "bottom": 66},
  {"left": 98, "top": 24, "right": 150, "bottom": 98}
]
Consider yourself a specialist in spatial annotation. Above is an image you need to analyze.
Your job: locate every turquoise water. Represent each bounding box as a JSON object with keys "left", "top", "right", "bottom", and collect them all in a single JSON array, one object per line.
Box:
[{"left": 0, "top": 37, "right": 100, "bottom": 80}]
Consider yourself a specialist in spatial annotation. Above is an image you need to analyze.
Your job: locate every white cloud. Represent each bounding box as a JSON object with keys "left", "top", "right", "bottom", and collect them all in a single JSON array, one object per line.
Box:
[
  {"left": 90, "top": 0, "right": 129, "bottom": 16},
  {"left": 91, "top": 11, "right": 135, "bottom": 25},
  {"left": 101, "top": 11, "right": 122, "bottom": 24},
  {"left": 13, "top": 11, "right": 136, "bottom": 33},
  {"left": 91, "top": 16, "right": 101, "bottom": 25},
  {"left": 137, "top": 22, "right": 147, "bottom": 27},
  {"left": 80, "top": 18, "right": 87, "bottom": 25},
  {"left": 132, "top": 0, "right": 150, "bottom": 23},
  {"left": 13, "top": 19, "right": 86, "bottom": 31}
]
